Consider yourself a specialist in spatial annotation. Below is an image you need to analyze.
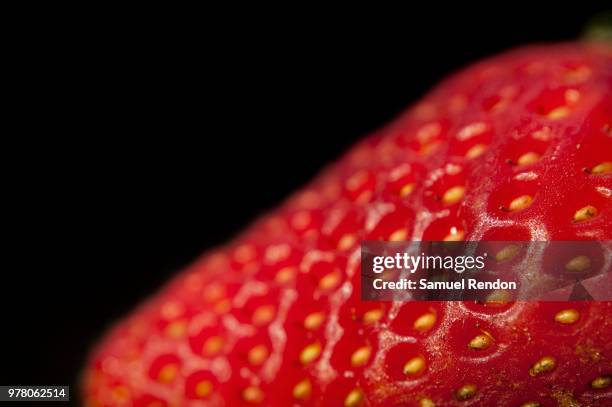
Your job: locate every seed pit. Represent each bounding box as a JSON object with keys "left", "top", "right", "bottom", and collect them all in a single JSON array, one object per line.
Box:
[
  {"left": 384, "top": 163, "right": 425, "bottom": 199},
  {"left": 149, "top": 354, "right": 182, "bottom": 383},
  {"left": 447, "top": 320, "right": 498, "bottom": 357},
  {"left": 407, "top": 121, "right": 447, "bottom": 156},
  {"left": 448, "top": 122, "right": 493, "bottom": 158},
  {"left": 185, "top": 371, "right": 217, "bottom": 400},
  {"left": 422, "top": 167, "right": 467, "bottom": 211},
  {"left": 528, "top": 87, "right": 580, "bottom": 120},
  {"left": 384, "top": 342, "right": 428, "bottom": 380},
  {"left": 490, "top": 180, "right": 538, "bottom": 216},
  {"left": 390, "top": 303, "right": 443, "bottom": 336},
  {"left": 422, "top": 216, "right": 466, "bottom": 242},
  {"left": 366, "top": 206, "right": 414, "bottom": 241}
]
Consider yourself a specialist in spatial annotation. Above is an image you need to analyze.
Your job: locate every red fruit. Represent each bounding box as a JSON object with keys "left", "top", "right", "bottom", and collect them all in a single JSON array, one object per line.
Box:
[{"left": 84, "top": 43, "right": 612, "bottom": 406}]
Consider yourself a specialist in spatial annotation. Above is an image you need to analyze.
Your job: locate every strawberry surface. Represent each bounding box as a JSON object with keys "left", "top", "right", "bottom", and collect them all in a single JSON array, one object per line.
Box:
[{"left": 84, "top": 43, "right": 612, "bottom": 406}]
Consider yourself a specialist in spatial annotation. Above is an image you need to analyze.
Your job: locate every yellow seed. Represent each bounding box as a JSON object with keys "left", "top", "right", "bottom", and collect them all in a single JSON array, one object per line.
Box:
[
  {"left": 529, "top": 356, "right": 556, "bottom": 376},
  {"left": 495, "top": 244, "right": 520, "bottom": 262},
  {"left": 592, "top": 161, "right": 612, "bottom": 174},
  {"left": 420, "top": 398, "right": 436, "bottom": 407},
  {"left": 591, "top": 375, "right": 611, "bottom": 389},
  {"left": 442, "top": 186, "right": 466, "bottom": 205},
  {"left": 242, "top": 386, "right": 264, "bottom": 404},
  {"left": 414, "top": 312, "right": 436, "bottom": 332},
  {"left": 111, "top": 385, "right": 130, "bottom": 401},
  {"left": 203, "top": 336, "right": 224, "bottom": 357},
  {"left": 532, "top": 127, "right": 552, "bottom": 141},
  {"left": 443, "top": 227, "right": 465, "bottom": 242},
  {"left": 248, "top": 345, "right": 269, "bottom": 366},
  {"left": 485, "top": 289, "right": 512, "bottom": 306},
  {"left": 546, "top": 106, "right": 570, "bottom": 120},
  {"left": 517, "top": 152, "right": 540, "bottom": 166},
  {"left": 362, "top": 308, "right": 384, "bottom": 325},
  {"left": 574, "top": 205, "right": 598, "bottom": 222},
  {"left": 337, "top": 233, "right": 356, "bottom": 251},
  {"left": 399, "top": 183, "right": 416, "bottom": 197},
  {"left": 508, "top": 195, "right": 533, "bottom": 212},
  {"left": 356, "top": 190, "right": 373, "bottom": 205},
  {"left": 165, "top": 320, "right": 187, "bottom": 338},
  {"left": 554, "top": 309, "right": 580, "bottom": 324},
  {"left": 203, "top": 284, "right": 225, "bottom": 302},
  {"left": 565, "top": 255, "right": 591, "bottom": 272},
  {"left": 403, "top": 356, "right": 426, "bottom": 375},
  {"left": 157, "top": 363, "right": 178, "bottom": 383},
  {"left": 275, "top": 266, "right": 296, "bottom": 284},
  {"left": 454, "top": 384, "right": 477, "bottom": 400},
  {"left": 344, "top": 388, "right": 364, "bottom": 407},
  {"left": 293, "top": 379, "right": 312, "bottom": 400},
  {"left": 300, "top": 342, "right": 322, "bottom": 365},
  {"left": 304, "top": 312, "right": 326, "bottom": 330},
  {"left": 389, "top": 228, "right": 408, "bottom": 241},
  {"left": 465, "top": 144, "right": 488, "bottom": 159},
  {"left": 565, "top": 89, "right": 581, "bottom": 104},
  {"left": 468, "top": 333, "right": 493, "bottom": 350},
  {"left": 350, "top": 346, "right": 372, "bottom": 367},
  {"left": 319, "top": 271, "right": 341, "bottom": 291},
  {"left": 252, "top": 305, "right": 275, "bottom": 326},
  {"left": 214, "top": 298, "right": 231, "bottom": 314},
  {"left": 420, "top": 140, "right": 441, "bottom": 155},
  {"left": 520, "top": 403, "right": 540, "bottom": 407},
  {"left": 195, "top": 380, "right": 213, "bottom": 398}
]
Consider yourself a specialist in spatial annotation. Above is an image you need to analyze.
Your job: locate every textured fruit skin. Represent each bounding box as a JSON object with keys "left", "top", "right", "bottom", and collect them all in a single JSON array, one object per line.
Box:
[{"left": 84, "top": 43, "right": 612, "bottom": 406}]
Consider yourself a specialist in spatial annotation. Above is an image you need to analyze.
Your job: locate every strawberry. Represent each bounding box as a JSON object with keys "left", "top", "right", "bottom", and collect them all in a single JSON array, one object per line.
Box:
[{"left": 83, "top": 43, "right": 612, "bottom": 406}]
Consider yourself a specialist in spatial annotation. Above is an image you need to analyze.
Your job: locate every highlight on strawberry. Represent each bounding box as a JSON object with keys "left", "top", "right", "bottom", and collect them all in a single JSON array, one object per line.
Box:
[{"left": 83, "top": 42, "right": 612, "bottom": 406}]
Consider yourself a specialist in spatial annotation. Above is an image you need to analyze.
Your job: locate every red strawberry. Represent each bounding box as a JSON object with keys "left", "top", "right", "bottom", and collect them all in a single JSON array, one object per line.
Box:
[{"left": 83, "top": 43, "right": 612, "bottom": 406}]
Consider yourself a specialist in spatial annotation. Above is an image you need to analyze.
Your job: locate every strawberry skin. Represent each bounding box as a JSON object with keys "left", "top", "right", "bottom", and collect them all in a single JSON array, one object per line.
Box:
[{"left": 84, "top": 43, "right": 612, "bottom": 407}]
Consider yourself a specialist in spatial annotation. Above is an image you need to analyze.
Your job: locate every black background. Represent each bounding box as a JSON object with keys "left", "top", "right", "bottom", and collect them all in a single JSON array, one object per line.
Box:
[{"left": 2, "top": 6, "right": 609, "bottom": 405}]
